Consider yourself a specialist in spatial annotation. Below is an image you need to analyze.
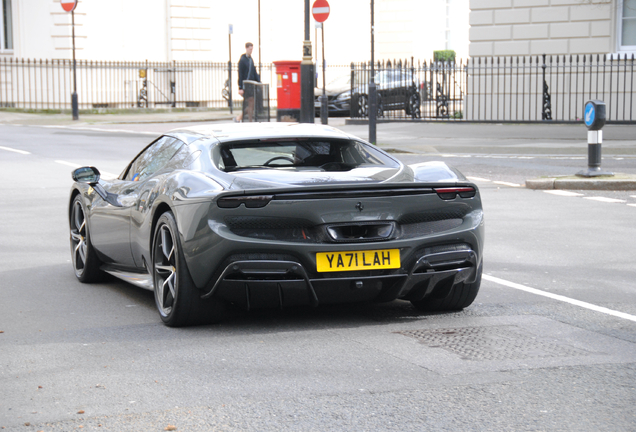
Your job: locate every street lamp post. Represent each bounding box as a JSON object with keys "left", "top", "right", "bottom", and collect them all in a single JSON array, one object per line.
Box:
[
  {"left": 368, "top": 0, "right": 377, "bottom": 144},
  {"left": 300, "top": 0, "right": 315, "bottom": 123},
  {"left": 61, "top": 0, "right": 79, "bottom": 120},
  {"left": 71, "top": 9, "right": 79, "bottom": 120}
]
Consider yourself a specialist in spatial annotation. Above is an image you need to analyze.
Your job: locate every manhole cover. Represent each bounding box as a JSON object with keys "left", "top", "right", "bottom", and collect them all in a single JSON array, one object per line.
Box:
[{"left": 397, "top": 326, "right": 589, "bottom": 361}]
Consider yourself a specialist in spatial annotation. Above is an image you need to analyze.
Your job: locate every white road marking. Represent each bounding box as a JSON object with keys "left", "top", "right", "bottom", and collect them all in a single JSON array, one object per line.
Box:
[
  {"left": 467, "top": 176, "right": 491, "bottom": 182},
  {"left": 628, "top": 204, "right": 636, "bottom": 208},
  {"left": 423, "top": 153, "right": 632, "bottom": 161},
  {"left": 584, "top": 197, "right": 627, "bottom": 204},
  {"left": 543, "top": 190, "right": 584, "bottom": 197},
  {"left": 41, "top": 125, "right": 157, "bottom": 135},
  {"left": 483, "top": 274, "right": 636, "bottom": 323},
  {"left": 55, "top": 160, "right": 118, "bottom": 179},
  {"left": 493, "top": 181, "right": 521, "bottom": 187},
  {"left": 55, "top": 160, "right": 81, "bottom": 169},
  {"left": 0, "top": 145, "right": 30, "bottom": 155}
]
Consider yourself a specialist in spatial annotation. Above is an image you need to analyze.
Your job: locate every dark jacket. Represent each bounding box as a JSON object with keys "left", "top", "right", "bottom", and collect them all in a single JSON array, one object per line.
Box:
[{"left": 238, "top": 54, "right": 260, "bottom": 90}]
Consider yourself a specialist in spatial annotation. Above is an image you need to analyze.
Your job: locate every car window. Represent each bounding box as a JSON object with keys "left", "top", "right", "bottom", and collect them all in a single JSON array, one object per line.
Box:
[
  {"left": 326, "top": 75, "right": 351, "bottom": 89},
  {"left": 125, "top": 136, "right": 184, "bottom": 181},
  {"left": 218, "top": 139, "right": 399, "bottom": 172},
  {"left": 375, "top": 70, "right": 413, "bottom": 85}
]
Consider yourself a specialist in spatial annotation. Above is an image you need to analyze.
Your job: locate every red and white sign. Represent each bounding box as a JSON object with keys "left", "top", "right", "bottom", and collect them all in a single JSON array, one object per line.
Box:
[
  {"left": 61, "top": 0, "right": 78, "bottom": 12},
  {"left": 312, "top": 0, "right": 330, "bottom": 23}
]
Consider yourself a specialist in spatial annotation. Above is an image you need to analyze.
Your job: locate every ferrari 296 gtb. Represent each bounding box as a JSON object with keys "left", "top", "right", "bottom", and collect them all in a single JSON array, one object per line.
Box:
[{"left": 68, "top": 123, "right": 484, "bottom": 327}]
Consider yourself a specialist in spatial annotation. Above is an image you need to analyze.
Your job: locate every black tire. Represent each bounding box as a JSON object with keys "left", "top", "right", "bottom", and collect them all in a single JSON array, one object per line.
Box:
[
  {"left": 410, "top": 266, "right": 482, "bottom": 312},
  {"left": 152, "top": 211, "right": 225, "bottom": 327},
  {"left": 69, "top": 194, "right": 104, "bottom": 283},
  {"left": 353, "top": 93, "right": 368, "bottom": 118},
  {"left": 353, "top": 93, "right": 382, "bottom": 118}
]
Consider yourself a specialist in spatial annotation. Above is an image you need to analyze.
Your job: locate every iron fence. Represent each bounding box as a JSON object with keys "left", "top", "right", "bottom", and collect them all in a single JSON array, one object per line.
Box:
[
  {"left": 1, "top": 55, "right": 634, "bottom": 124},
  {"left": 349, "top": 59, "right": 465, "bottom": 121},
  {"left": 350, "top": 54, "right": 636, "bottom": 123},
  {"left": 467, "top": 54, "right": 635, "bottom": 123},
  {"left": 0, "top": 58, "right": 276, "bottom": 111}
]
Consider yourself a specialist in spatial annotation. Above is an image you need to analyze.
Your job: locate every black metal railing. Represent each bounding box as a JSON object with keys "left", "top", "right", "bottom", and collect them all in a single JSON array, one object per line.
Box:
[
  {"left": 467, "top": 54, "right": 635, "bottom": 123},
  {"left": 350, "top": 58, "right": 465, "bottom": 121},
  {"left": 350, "top": 54, "right": 636, "bottom": 123},
  {"left": 1, "top": 55, "right": 634, "bottom": 123},
  {"left": 0, "top": 58, "right": 276, "bottom": 111},
  {"left": 349, "top": 59, "right": 465, "bottom": 121}
]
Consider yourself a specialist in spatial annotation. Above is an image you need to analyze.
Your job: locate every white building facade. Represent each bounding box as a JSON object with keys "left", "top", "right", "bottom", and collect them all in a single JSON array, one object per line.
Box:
[
  {"left": 469, "top": 0, "right": 635, "bottom": 57},
  {"left": 1, "top": 0, "right": 469, "bottom": 63},
  {"left": 0, "top": 0, "right": 474, "bottom": 112},
  {"left": 464, "top": 0, "right": 636, "bottom": 123}
]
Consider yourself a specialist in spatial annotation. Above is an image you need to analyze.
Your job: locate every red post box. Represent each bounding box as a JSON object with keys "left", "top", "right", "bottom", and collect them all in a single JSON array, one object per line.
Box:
[{"left": 274, "top": 60, "right": 301, "bottom": 122}]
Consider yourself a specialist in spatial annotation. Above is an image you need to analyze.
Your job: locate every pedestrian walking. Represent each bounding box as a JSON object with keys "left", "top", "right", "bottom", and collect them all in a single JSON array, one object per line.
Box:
[{"left": 236, "top": 42, "right": 260, "bottom": 122}]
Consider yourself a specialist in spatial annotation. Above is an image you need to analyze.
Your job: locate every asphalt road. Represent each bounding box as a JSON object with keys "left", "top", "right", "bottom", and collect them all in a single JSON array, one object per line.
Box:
[{"left": 1, "top": 122, "right": 635, "bottom": 431}]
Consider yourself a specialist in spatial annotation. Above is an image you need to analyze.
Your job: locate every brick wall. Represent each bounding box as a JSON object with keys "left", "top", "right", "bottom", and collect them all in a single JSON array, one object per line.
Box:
[{"left": 469, "top": 0, "right": 614, "bottom": 56}]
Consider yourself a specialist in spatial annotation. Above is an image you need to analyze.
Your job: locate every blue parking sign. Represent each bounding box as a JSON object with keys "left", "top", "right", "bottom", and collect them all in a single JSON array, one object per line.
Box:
[
  {"left": 584, "top": 102, "right": 595, "bottom": 128},
  {"left": 583, "top": 100, "right": 605, "bottom": 131}
]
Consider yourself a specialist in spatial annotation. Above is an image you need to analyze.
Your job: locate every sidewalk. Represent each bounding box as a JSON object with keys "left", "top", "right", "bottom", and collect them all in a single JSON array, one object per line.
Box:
[
  {"left": 1, "top": 108, "right": 634, "bottom": 190},
  {"left": 0, "top": 108, "right": 236, "bottom": 126}
]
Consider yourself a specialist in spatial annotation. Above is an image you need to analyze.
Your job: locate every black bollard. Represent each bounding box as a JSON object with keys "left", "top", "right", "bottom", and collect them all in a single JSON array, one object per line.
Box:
[{"left": 577, "top": 100, "right": 613, "bottom": 177}]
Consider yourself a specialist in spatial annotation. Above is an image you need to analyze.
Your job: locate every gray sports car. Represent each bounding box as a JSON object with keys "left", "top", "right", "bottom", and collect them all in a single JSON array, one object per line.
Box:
[{"left": 69, "top": 123, "right": 484, "bottom": 327}]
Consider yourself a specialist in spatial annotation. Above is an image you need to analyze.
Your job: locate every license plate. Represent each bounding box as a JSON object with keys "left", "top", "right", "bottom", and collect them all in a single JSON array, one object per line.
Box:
[{"left": 316, "top": 249, "right": 400, "bottom": 272}]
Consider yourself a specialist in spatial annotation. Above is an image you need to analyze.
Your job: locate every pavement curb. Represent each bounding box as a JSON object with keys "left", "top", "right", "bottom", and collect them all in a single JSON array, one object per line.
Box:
[
  {"left": 101, "top": 116, "right": 235, "bottom": 125},
  {"left": 526, "top": 176, "right": 636, "bottom": 190}
]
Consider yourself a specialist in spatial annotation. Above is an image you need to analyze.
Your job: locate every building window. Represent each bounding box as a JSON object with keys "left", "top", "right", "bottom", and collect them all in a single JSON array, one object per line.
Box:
[
  {"left": 1, "top": 0, "right": 12, "bottom": 51},
  {"left": 619, "top": 0, "right": 636, "bottom": 52}
]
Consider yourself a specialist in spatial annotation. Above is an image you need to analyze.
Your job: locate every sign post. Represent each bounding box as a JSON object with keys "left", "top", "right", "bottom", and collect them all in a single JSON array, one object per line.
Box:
[
  {"left": 61, "top": 0, "right": 79, "bottom": 120},
  {"left": 312, "top": 0, "right": 330, "bottom": 125},
  {"left": 228, "top": 24, "right": 233, "bottom": 114},
  {"left": 577, "top": 100, "right": 613, "bottom": 177},
  {"left": 369, "top": 0, "right": 377, "bottom": 144},
  {"left": 300, "top": 0, "right": 314, "bottom": 123}
]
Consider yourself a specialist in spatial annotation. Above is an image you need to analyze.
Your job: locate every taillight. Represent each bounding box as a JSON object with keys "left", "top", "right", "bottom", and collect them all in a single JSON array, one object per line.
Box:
[
  {"left": 434, "top": 187, "right": 476, "bottom": 200},
  {"left": 217, "top": 195, "right": 273, "bottom": 208}
]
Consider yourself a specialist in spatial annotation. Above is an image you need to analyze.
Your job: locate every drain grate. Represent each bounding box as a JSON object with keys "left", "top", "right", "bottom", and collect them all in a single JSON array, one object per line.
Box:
[{"left": 397, "top": 326, "right": 590, "bottom": 361}]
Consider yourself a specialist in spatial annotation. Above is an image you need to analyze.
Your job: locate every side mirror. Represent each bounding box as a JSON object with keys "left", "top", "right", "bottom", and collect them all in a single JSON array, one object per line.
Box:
[
  {"left": 72, "top": 166, "right": 101, "bottom": 184},
  {"left": 71, "top": 166, "right": 122, "bottom": 207}
]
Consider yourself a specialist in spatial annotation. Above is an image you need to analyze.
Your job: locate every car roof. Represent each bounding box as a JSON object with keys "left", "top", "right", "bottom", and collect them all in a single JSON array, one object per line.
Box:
[{"left": 167, "top": 122, "right": 354, "bottom": 144}]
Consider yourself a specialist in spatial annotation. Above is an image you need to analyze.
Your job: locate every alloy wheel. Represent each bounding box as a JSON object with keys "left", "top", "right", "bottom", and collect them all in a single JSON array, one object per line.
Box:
[
  {"left": 154, "top": 224, "right": 177, "bottom": 316},
  {"left": 70, "top": 200, "right": 88, "bottom": 276},
  {"left": 357, "top": 94, "right": 369, "bottom": 117}
]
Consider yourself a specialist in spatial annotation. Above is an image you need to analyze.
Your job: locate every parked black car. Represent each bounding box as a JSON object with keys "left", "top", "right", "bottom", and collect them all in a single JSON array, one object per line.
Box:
[
  {"left": 316, "top": 70, "right": 422, "bottom": 118},
  {"left": 314, "top": 75, "right": 353, "bottom": 117}
]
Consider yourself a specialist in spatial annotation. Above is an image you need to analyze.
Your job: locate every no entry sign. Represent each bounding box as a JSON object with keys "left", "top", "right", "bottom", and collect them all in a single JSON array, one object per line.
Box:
[
  {"left": 61, "top": 0, "right": 78, "bottom": 12},
  {"left": 312, "top": 0, "right": 330, "bottom": 23}
]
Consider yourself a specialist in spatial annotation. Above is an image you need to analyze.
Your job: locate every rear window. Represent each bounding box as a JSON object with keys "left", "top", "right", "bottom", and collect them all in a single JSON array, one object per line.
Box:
[{"left": 217, "top": 139, "right": 398, "bottom": 172}]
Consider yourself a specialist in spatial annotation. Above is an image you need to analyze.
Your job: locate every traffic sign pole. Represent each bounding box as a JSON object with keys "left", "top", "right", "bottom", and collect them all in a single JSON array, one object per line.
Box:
[
  {"left": 300, "top": 0, "right": 314, "bottom": 124},
  {"left": 71, "top": 9, "right": 78, "bottom": 120},
  {"left": 369, "top": 0, "right": 377, "bottom": 145},
  {"left": 312, "top": 0, "right": 330, "bottom": 125},
  {"left": 61, "top": 0, "right": 79, "bottom": 120},
  {"left": 320, "top": 23, "right": 327, "bottom": 125}
]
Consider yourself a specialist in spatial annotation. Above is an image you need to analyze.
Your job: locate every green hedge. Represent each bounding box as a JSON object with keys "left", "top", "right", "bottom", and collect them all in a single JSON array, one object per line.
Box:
[{"left": 433, "top": 50, "right": 456, "bottom": 62}]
